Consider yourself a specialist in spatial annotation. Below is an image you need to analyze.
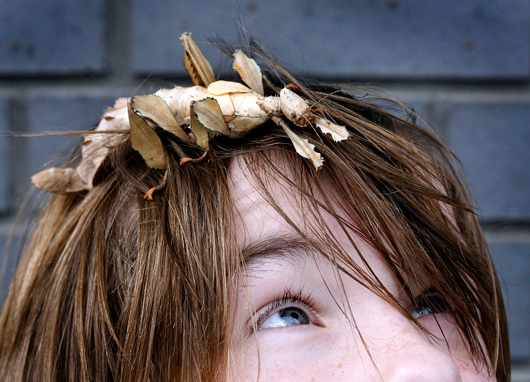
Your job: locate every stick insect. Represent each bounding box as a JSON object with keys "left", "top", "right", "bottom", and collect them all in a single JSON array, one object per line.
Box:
[{"left": 32, "top": 32, "right": 349, "bottom": 199}]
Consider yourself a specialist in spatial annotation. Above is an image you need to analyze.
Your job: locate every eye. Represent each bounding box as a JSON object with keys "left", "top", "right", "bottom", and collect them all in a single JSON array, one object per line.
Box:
[
  {"left": 259, "top": 306, "right": 311, "bottom": 330},
  {"left": 412, "top": 290, "right": 448, "bottom": 319},
  {"left": 254, "top": 289, "right": 320, "bottom": 331}
]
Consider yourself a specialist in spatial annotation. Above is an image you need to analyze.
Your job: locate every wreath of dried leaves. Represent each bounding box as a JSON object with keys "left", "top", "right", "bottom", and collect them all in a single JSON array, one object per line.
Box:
[{"left": 32, "top": 32, "right": 349, "bottom": 200}]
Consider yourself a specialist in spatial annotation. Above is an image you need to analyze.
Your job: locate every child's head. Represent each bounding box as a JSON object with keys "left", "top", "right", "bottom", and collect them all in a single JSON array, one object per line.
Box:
[{"left": 0, "top": 36, "right": 508, "bottom": 381}]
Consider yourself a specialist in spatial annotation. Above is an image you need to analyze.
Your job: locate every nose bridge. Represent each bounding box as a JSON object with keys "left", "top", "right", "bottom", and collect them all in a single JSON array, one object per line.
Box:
[{"left": 366, "top": 316, "right": 463, "bottom": 382}]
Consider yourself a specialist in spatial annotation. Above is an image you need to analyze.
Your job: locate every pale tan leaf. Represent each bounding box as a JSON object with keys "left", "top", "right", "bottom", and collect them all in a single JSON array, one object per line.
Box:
[
  {"left": 112, "top": 97, "right": 128, "bottom": 110},
  {"left": 189, "top": 106, "right": 210, "bottom": 151},
  {"left": 183, "top": 52, "right": 201, "bottom": 86},
  {"left": 31, "top": 167, "right": 88, "bottom": 193},
  {"left": 207, "top": 94, "right": 235, "bottom": 122},
  {"left": 132, "top": 95, "right": 191, "bottom": 142},
  {"left": 101, "top": 103, "right": 129, "bottom": 131},
  {"left": 180, "top": 32, "right": 216, "bottom": 86},
  {"left": 65, "top": 168, "right": 88, "bottom": 192},
  {"left": 128, "top": 99, "right": 166, "bottom": 169},
  {"left": 314, "top": 116, "right": 349, "bottom": 142},
  {"left": 233, "top": 50, "right": 264, "bottom": 96},
  {"left": 192, "top": 98, "right": 231, "bottom": 136},
  {"left": 76, "top": 105, "right": 129, "bottom": 188},
  {"left": 272, "top": 116, "right": 323, "bottom": 170},
  {"left": 77, "top": 135, "right": 107, "bottom": 187},
  {"left": 32, "top": 167, "right": 67, "bottom": 192},
  {"left": 207, "top": 80, "right": 250, "bottom": 96}
]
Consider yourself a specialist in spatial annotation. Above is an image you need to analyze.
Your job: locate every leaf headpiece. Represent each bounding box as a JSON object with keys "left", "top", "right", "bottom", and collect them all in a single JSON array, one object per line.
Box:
[{"left": 32, "top": 32, "right": 349, "bottom": 199}]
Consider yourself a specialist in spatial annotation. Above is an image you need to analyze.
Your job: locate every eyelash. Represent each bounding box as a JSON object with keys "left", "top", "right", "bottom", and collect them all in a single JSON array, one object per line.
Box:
[
  {"left": 253, "top": 288, "right": 320, "bottom": 331},
  {"left": 411, "top": 289, "right": 449, "bottom": 318}
]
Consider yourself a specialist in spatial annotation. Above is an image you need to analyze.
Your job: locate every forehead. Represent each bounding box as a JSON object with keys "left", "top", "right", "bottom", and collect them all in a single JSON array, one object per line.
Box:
[
  {"left": 227, "top": 155, "right": 366, "bottom": 262},
  {"left": 227, "top": 155, "right": 429, "bottom": 291},
  {"left": 227, "top": 155, "right": 317, "bottom": 243},
  {"left": 227, "top": 155, "right": 410, "bottom": 308}
]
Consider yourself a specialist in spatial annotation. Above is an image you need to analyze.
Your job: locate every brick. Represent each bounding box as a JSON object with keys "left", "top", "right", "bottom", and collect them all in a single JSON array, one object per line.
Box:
[
  {"left": 0, "top": 0, "right": 106, "bottom": 75},
  {"left": 26, "top": 95, "right": 117, "bottom": 190},
  {"left": 448, "top": 103, "right": 530, "bottom": 221},
  {"left": 489, "top": 242, "right": 530, "bottom": 359},
  {"left": 131, "top": 0, "right": 530, "bottom": 79},
  {"left": 0, "top": 100, "right": 9, "bottom": 213}
]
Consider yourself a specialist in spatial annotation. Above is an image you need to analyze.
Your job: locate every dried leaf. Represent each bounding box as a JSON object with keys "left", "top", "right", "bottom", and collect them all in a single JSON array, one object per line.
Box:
[
  {"left": 180, "top": 32, "right": 216, "bottom": 86},
  {"left": 192, "top": 98, "right": 231, "bottom": 136},
  {"left": 132, "top": 94, "right": 191, "bottom": 142},
  {"left": 31, "top": 167, "right": 88, "bottom": 193},
  {"left": 189, "top": 104, "right": 211, "bottom": 150},
  {"left": 102, "top": 107, "right": 129, "bottom": 131},
  {"left": 209, "top": 94, "right": 235, "bottom": 121},
  {"left": 76, "top": 104, "right": 129, "bottom": 187},
  {"left": 232, "top": 50, "right": 264, "bottom": 96},
  {"left": 112, "top": 97, "right": 128, "bottom": 110},
  {"left": 279, "top": 88, "right": 312, "bottom": 127},
  {"left": 272, "top": 115, "right": 323, "bottom": 170},
  {"left": 207, "top": 80, "right": 250, "bottom": 96},
  {"left": 183, "top": 53, "right": 201, "bottom": 86},
  {"left": 128, "top": 98, "right": 166, "bottom": 169},
  {"left": 313, "top": 116, "right": 349, "bottom": 142}
]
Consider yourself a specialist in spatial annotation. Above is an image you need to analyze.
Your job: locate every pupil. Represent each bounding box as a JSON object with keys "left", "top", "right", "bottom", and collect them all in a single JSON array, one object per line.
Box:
[{"left": 279, "top": 307, "right": 309, "bottom": 325}]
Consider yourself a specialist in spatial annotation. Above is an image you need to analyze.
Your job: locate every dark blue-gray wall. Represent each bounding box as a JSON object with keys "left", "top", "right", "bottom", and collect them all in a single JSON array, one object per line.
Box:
[{"left": 0, "top": 0, "right": 529, "bottom": 377}]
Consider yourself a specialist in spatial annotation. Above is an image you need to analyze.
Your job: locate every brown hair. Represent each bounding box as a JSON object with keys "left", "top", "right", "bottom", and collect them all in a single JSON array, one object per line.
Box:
[{"left": 0, "top": 44, "right": 509, "bottom": 381}]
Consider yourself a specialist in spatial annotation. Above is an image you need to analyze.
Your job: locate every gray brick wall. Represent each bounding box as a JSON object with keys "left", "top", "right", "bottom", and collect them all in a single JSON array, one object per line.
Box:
[
  {"left": 0, "top": 231, "right": 24, "bottom": 304},
  {"left": 1, "top": 0, "right": 529, "bottom": 377},
  {"left": 490, "top": 241, "right": 530, "bottom": 360},
  {"left": 0, "top": 0, "right": 106, "bottom": 75},
  {"left": 449, "top": 103, "right": 530, "bottom": 221},
  {"left": 0, "top": 100, "right": 9, "bottom": 214},
  {"left": 131, "top": 0, "right": 530, "bottom": 79}
]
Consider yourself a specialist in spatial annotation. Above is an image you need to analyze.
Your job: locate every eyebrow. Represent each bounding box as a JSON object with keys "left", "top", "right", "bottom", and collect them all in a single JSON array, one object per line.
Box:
[{"left": 241, "top": 233, "right": 318, "bottom": 268}]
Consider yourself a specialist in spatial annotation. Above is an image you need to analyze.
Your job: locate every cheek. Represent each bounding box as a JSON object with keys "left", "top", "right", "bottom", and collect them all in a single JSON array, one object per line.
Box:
[
  {"left": 419, "top": 315, "right": 495, "bottom": 381},
  {"left": 232, "top": 314, "right": 495, "bottom": 382},
  {"left": 233, "top": 326, "right": 358, "bottom": 381}
]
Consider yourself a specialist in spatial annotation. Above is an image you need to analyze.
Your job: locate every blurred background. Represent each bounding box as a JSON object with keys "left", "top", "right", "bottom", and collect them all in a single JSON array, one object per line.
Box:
[{"left": 0, "top": 0, "right": 528, "bottom": 378}]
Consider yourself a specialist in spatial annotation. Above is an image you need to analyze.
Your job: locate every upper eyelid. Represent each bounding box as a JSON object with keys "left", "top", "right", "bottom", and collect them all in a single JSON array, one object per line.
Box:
[
  {"left": 415, "top": 288, "right": 442, "bottom": 301},
  {"left": 411, "top": 289, "right": 448, "bottom": 316},
  {"left": 403, "top": 284, "right": 436, "bottom": 302},
  {"left": 401, "top": 286, "right": 439, "bottom": 310}
]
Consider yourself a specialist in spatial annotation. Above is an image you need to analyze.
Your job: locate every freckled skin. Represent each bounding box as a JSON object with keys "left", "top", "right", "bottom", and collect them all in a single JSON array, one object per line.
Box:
[{"left": 228, "top": 157, "right": 496, "bottom": 382}]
